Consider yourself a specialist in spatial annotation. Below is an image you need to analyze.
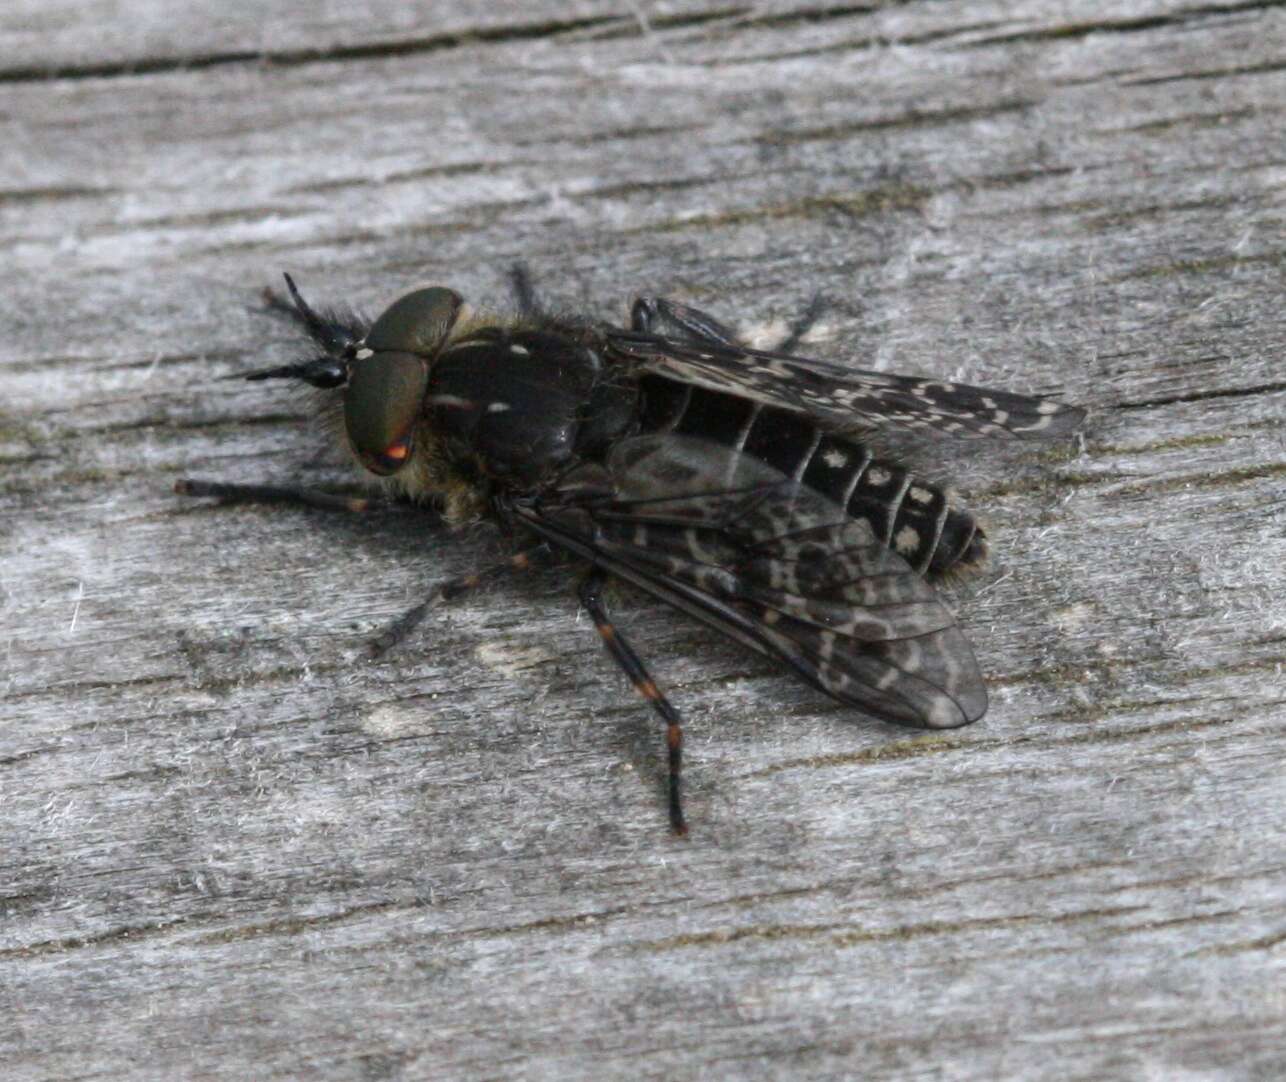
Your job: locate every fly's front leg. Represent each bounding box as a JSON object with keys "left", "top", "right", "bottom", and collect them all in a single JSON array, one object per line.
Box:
[
  {"left": 175, "top": 478, "right": 382, "bottom": 515},
  {"left": 178, "top": 479, "right": 554, "bottom": 657},
  {"left": 179, "top": 474, "right": 444, "bottom": 647},
  {"left": 369, "top": 540, "right": 558, "bottom": 658},
  {"left": 578, "top": 567, "right": 688, "bottom": 836}
]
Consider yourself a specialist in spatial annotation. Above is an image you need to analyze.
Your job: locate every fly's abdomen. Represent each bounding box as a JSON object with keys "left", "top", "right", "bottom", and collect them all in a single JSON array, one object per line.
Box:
[{"left": 637, "top": 377, "right": 986, "bottom": 576}]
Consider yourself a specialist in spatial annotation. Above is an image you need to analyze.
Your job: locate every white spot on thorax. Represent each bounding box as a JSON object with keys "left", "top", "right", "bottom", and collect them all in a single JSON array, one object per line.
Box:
[
  {"left": 822, "top": 447, "right": 849, "bottom": 469},
  {"left": 427, "top": 394, "right": 475, "bottom": 409}
]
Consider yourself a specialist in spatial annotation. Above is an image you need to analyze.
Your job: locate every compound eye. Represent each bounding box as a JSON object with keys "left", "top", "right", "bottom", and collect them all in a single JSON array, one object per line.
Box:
[
  {"left": 365, "top": 287, "right": 464, "bottom": 356},
  {"left": 344, "top": 350, "right": 428, "bottom": 475}
]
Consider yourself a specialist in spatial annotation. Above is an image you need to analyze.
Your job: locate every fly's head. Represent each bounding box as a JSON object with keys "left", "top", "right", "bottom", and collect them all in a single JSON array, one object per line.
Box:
[
  {"left": 241, "top": 274, "right": 467, "bottom": 495},
  {"left": 343, "top": 285, "right": 464, "bottom": 477}
]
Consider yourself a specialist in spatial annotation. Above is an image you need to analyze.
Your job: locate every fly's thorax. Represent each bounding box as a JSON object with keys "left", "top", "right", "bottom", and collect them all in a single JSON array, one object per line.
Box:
[{"left": 417, "top": 319, "right": 629, "bottom": 492}]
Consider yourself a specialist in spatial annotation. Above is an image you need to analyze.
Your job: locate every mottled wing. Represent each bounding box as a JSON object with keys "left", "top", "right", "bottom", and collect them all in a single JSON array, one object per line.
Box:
[
  {"left": 513, "top": 436, "right": 987, "bottom": 728},
  {"left": 607, "top": 328, "right": 1085, "bottom": 439}
]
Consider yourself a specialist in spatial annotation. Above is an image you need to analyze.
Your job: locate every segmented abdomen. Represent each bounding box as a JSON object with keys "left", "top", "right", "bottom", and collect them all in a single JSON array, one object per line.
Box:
[{"left": 636, "top": 377, "right": 986, "bottom": 576}]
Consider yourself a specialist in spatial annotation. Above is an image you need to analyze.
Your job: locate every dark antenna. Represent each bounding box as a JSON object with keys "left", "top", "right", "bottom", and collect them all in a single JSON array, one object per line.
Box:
[{"left": 229, "top": 273, "right": 358, "bottom": 387}]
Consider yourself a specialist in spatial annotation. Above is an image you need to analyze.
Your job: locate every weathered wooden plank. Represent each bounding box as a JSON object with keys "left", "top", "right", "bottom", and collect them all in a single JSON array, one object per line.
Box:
[
  {"left": 2, "top": 2, "right": 1284, "bottom": 1079},
  {"left": 0, "top": 1, "right": 746, "bottom": 76}
]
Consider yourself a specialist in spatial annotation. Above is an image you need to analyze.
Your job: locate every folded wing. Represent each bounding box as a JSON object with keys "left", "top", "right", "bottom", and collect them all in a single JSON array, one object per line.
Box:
[
  {"left": 512, "top": 435, "right": 988, "bottom": 728},
  {"left": 608, "top": 329, "right": 1085, "bottom": 439}
]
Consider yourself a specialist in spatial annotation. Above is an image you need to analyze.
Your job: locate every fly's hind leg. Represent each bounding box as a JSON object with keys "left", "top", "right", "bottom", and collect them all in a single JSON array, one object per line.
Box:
[
  {"left": 630, "top": 296, "right": 741, "bottom": 346},
  {"left": 579, "top": 567, "right": 688, "bottom": 836},
  {"left": 771, "top": 292, "right": 828, "bottom": 354},
  {"left": 630, "top": 294, "right": 828, "bottom": 354},
  {"left": 508, "top": 263, "right": 541, "bottom": 318}
]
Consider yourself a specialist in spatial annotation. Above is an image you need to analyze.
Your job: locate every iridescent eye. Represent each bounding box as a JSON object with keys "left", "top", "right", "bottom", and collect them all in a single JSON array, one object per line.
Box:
[
  {"left": 344, "top": 350, "right": 428, "bottom": 475},
  {"left": 344, "top": 288, "right": 463, "bottom": 476},
  {"left": 365, "top": 287, "right": 463, "bottom": 356}
]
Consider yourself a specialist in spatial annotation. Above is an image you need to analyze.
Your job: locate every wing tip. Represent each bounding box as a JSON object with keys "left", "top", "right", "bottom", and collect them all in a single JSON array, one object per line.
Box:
[
  {"left": 924, "top": 685, "right": 989, "bottom": 729},
  {"left": 1015, "top": 399, "right": 1088, "bottom": 439}
]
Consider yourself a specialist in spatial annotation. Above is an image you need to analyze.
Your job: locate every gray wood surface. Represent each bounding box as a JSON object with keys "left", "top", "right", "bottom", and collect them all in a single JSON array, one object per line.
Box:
[{"left": 3, "top": 2, "right": 1284, "bottom": 1079}]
